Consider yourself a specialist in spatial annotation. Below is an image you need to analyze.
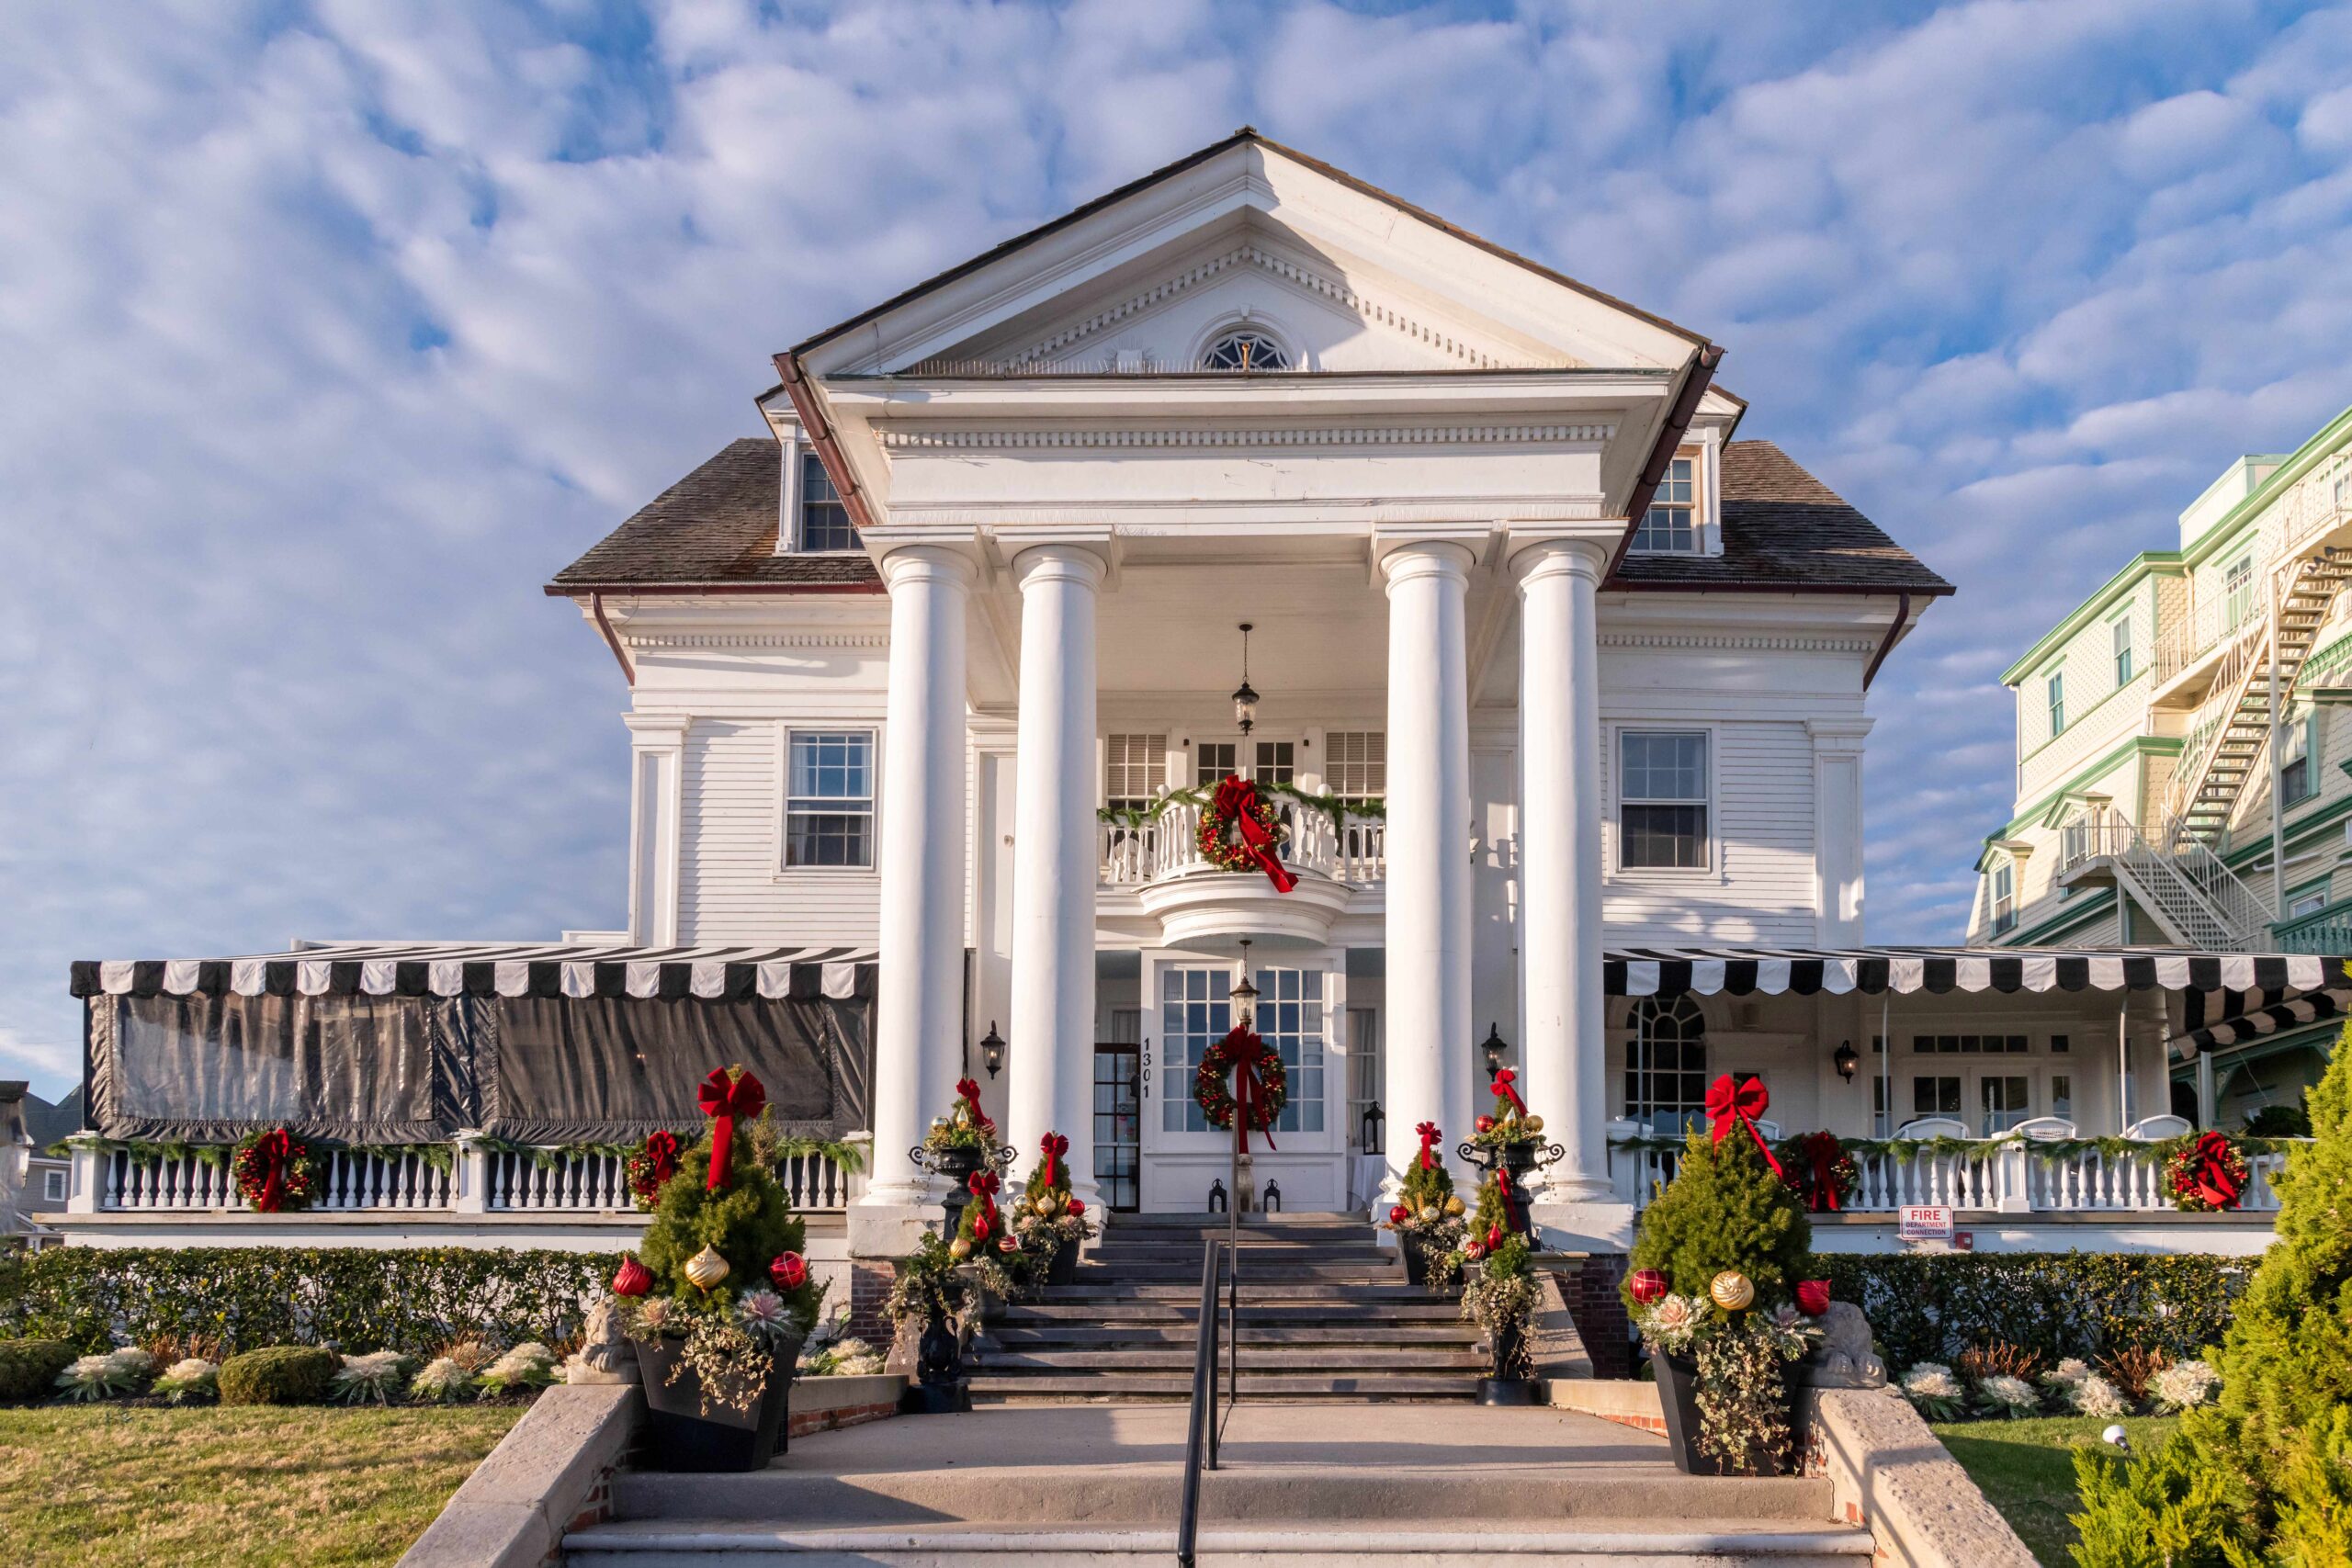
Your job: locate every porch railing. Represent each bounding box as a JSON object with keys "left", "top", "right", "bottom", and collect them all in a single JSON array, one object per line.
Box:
[
  {"left": 100, "top": 1145, "right": 454, "bottom": 1213},
  {"left": 2269, "top": 902, "right": 2352, "bottom": 956},
  {"left": 1100, "top": 801, "right": 1385, "bottom": 887},
  {"left": 1609, "top": 1136, "right": 2301, "bottom": 1215}
]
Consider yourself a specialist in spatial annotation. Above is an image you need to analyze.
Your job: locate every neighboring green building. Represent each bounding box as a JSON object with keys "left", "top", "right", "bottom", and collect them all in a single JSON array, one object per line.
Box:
[{"left": 1971, "top": 403, "right": 2352, "bottom": 1127}]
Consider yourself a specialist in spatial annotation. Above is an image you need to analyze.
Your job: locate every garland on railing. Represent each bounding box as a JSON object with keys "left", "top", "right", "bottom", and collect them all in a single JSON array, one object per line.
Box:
[
  {"left": 1095, "top": 778, "right": 1385, "bottom": 834},
  {"left": 1608, "top": 1130, "right": 2304, "bottom": 1167},
  {"left": 67, "top": 1136, "right": 455, "bottom": 1174}
]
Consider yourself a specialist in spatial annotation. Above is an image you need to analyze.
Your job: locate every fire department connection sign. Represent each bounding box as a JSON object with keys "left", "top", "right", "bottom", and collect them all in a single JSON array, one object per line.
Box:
[{"left": 1898, "top": 1205, "right": 1955, "bottom": 1241}]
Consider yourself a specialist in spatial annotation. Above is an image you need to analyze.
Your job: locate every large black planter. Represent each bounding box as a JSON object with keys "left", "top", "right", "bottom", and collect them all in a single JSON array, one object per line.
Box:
[
  {"left": 1046, "top": 1237, "right": 1080, "bottom": 1288},
  {"left": 635, "top": 1334, "right": 800, "bottom": 1472},
  {"left": 1652, "top": 1350, "right": 1803, "bottom": 1476},
  {"left": 1399, "top": 1230, "right": 1430, "bottom": 1287},
  {"left": 897, "top": 1303, "right": 969, "bottom": 1414},
  {"left": 928, "top": 1145, "right": 984, "bottom": 1230},
  {"left": 1477, "top": 1316, "right": 1536, "bottom": 1404}
]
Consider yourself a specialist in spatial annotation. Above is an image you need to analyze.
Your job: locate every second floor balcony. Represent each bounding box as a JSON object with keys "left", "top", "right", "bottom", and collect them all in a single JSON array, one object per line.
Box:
[{"left": 1099, "top": 795, "right": 1385, "bottom": 945}]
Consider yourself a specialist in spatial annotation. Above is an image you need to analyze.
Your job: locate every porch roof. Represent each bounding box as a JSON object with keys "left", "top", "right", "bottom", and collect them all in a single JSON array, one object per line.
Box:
[
  {"left": 1604, "top": 942, "right": 2348, "bottom": 1001},
  {"left": 68, "top": 939, "right": 877, "bottom": 1003}
]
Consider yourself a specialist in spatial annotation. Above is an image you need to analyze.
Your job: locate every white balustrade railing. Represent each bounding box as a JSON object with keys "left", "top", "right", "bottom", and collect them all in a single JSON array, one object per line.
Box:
[
  {"left": 1099, "top": 800, "right": 1385, "bottom": 887},
  {"left": 1609, "top": 1136, "right": 2308, "bottom": 1216},
  {"left": 102, "top": 1145, "right": 453, "bottom": 1212},
  {"left": 487, "top": 1146, "right": 631, "bottom": 1211}
]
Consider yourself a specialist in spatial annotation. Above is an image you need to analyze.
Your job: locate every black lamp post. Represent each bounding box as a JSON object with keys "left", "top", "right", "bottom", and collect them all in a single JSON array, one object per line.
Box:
[
  {"left": 981, "top": 1021, "right": 1006, "bottom": 1080},
  {"left": 1834, "top": 1039, "right": 1859, "bottom": 1084},
  {"left": 1481, "top": 1021, "right": 1509, "bottom": 1078},
  {"left": 1231, "top": 623, "right": 1260, "bottom": 738},
  {"left": 1360, "top": 1101, "right": 1385, "bottom": 1156}
]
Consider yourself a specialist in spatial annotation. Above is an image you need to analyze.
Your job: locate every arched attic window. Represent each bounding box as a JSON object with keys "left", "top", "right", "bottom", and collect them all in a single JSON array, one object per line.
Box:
[{"left": 1200, "top": 329, "right": 1289, "bottom": 372}]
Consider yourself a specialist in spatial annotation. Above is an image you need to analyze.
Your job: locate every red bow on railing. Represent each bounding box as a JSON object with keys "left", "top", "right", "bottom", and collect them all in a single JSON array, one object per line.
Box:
[
  {"left": 967, "top": 1171, "right": 1001, "bottom": 1239},
  {"left": 1038, "top": 1132, "right": 1069, "bottom": 1189},
  {"left": 696, "top": 1066, "right": 767, "bottom": 1190},
  {"left": 253, "top": 1129, "right": 297, "bottom": 1213},
  {"left": 1415, "top": 1121, "right": 1442, "bottom": 1171},
  {"left": 1705, "top": 1073, "right": 1784, "bottom": 1179},
  {"left": 1228, "top": 1032, "right": 1281, "bottom": 1156},
  {"left": 955, "top": 1076, "right": 998, "bottom": 1137},
  {"left": 1495, "top": 1166, "right": 1524, "bottom": 1235},
  {"left": 642, "top": 1130, "right": 681, "bottom": 1185},
  {"left": 1213, "top": 774, "right": 1298, "bottom": 893},
  {"left": 1797, "top": 1130, "right": 1843, "bottom": 1213},
  {"left": 2184, "top": 1132, "right": 2244, "bottom": 1210},
  {"left": 1490, "top": 1067, "right": 1526, "bottom": 1117}
]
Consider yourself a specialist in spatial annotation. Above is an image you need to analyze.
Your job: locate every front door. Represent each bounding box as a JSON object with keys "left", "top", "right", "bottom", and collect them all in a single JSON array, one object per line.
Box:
[{"left": 1093, "top": 1043, "right": 1142, "bottom": 1212}]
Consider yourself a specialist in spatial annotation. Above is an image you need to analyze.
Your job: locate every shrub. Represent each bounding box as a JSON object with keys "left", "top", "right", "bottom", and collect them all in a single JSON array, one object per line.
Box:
[
  {"left": 635, "top": 1123, "right": 807, "bottom": 1313},
  {"left": 0, "top": 1337, "right": 75, "bottom": 1402},
  {"left": 217, "top": 1345, "right": 337, "bottom": 1405},
  {"left": 0, "top": 1246, "right": 618, "bottom": 1356},
  {"left": 2070, "top": 1411, "right": 2261, "bottom": 1567},
  {"left": 1627, "top": 1119, "right": 1812, "bottom": 1313},
  {"left": 57, "top": 1346, "right": 155, "bottom": 1402},
  {"left": 330, "top": 1350, "right": 411, "bottom": 1404},
  {"left": 152, "top": 1357, "right": 217, "bottom": 1404}
]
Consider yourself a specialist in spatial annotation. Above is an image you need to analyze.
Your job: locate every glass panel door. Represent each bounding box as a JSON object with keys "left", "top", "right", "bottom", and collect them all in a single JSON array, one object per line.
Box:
[
  {"left": 1160, "top": 967, "right": 1231, "bottom": 1134},
  {"left": 1093, "top": 1043, "right": 1141, "bottom": 1212},
  {"left": 1251, "top": 967, "right": 1324, "bottom": 1134}
]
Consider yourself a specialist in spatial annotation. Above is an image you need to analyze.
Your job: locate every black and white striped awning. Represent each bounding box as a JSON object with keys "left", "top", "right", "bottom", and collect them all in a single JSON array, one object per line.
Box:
[
  {"left": 1602, "top": 945, "right": 2351, "bottom": 999},
  {"left": 69, "top": 941, "right": 877, "bottom": 1002},
  {"left": 2177, "top": 988, "right": 2352, "bottom": 1054}
]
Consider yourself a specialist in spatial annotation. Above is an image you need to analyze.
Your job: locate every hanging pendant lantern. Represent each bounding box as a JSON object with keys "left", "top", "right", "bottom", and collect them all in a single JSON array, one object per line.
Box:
[{"left": 1231, "top": 623, "right": 1260, "bottom": 736}]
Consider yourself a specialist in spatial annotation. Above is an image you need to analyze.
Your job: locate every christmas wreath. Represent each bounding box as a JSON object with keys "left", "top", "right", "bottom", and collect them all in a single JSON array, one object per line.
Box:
[
  {"left": 1778, "top": 1131, "right": 1860, "bottom": 1213},
  {"left": 1194, "top": 1022, "right": 1288, "bottom": 1145},
  {"left": 1198, "top": 773, "right": 1297, "bottom": 892},
  {"left": 232, "top": 1128, "right": 317, "bottom": 1213},
  {"left": 626, "top": 1130, "right": 683, "bottom": 1210},
  {"left": 2165, "top": 1130, "right": 2248, "bottom": 1212}
]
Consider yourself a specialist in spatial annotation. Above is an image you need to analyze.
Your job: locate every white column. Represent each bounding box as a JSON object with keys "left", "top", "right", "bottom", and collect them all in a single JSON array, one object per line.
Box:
[
  {"left": 1381, "top": 540, "right": 1476, "bottom": 1191},
  {"left": 1809, "top": 718, "right": 1872, "bottom": 944},
  {"left": 1514, "top": 534, "right": 1634, "bottom": 1249},
  {"left": 622, "top": 714, "right": 688, "bottom": 944},
  {"left": 1008, "top": 544, "right": 1106, "bottom": 1209},
  {"left": 861, "top": 547, "right": 975, "bottom": 1233}
]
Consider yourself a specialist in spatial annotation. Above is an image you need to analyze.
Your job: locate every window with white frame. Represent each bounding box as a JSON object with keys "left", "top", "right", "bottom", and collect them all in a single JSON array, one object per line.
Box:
[
  {"left": 784, "top": 731, "right": 874, "bottom": 867},
  {"left": 2045, "top": 671, "right": 2065, "bottom": 736},
  {"left": 1990, "top": 862, "right": 2017, "bottom": 935},
  {"left": 2286, "top": 883, "right": 2329, "bottom": 919},
  {"left": 1251, "top": 967, "right": 1325, "bottom": 1134},
  {"left": 1618, "top": 731, "right": 1709, "bottom": 869},
  {"left": 1160, "top": 966, "right": 1231, "bottom": 1133},
  {"left": 1196, "top": 742, "right": 1238, "bottom": 785},
  {"left": 2225, "top": 554, "right": 2255, "bottom": 630},
  {"left": 1104, "top": 734, "right": 1167, "bottom": 814},
  {"left": 2111, "top": 615, "right": 2133, "bottom": 686},
  {"left": 1200, "top": 330, "right": 1288, "bottom": 371},
  {"left": 1325, "top": 731, "right": 1385, "bottom": 804},
  {"left": 1624, "top": 996, "right": 1708, "bottom": 1134},
  {"left": 1631, "top": 456, "right": 1699, "bottom": 554},
  {"left": 797, "top": 452, "right": 861, "bottom": 552},
  {"left": 44, "top": 1168, "right": 66, "bottom": 1202},
  {"left": 2281, "top": 709, "right": 2317, "bottom": 805}
]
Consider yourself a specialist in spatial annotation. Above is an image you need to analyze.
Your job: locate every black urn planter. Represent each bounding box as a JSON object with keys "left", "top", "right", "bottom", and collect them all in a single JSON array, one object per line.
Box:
[
  {"left": 634, "top": 1334, "right": 800, "bottom": 1472},
  {"left": 1398, "top": 1230, "right": 1430, "bottom": 1287},
  {"left": 929, "top": 1145, "right": 985, "bottom": 1228},
  {"left": 1652, "top": 1350, "right": 1804, "bottom": 1476},
  {"left": 1477, "top": 1316, "right": 1536, "bottom": 1405},
  {"left": 1046, "top": 1237, "right": 1080, "bottom": 1288},
  {"left": 898, "top": 1302, "right": 971, "bottom": 1414}
]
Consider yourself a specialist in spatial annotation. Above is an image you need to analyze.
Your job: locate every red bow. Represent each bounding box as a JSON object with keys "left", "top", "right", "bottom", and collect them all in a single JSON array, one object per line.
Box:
[
  {"left": 1490, "top": 1067, "right": 1526, "bottom": 1117},
  {"left": 1495, "top": 1166, "right": 1524, "bottom": 1235},
  {"left": 1415, "top": 1121, "right": 1442, "bottom": 1171},
  {"left": 955, "top": 1077, "right": 998, "bottom": 1137},
  {"left": 696, "top": 1066, "right": 767, "bottom": 1190},
  {"left": 1221, "top": 1025, "right": 1281, "bottom": 1156},
  {"left": 1038, "top": 1132, "right": 1069, "bottom": 1189},
  {"left": 1213, "top": 774, "right": 1298, "bottom": 893},
  {"left": 1796, "top": 1131, "right": 1844, "bottom": 1213},
  {"left": 642, "top": 1130, "right": 681, "bottom": 1184},
  {"left": 967, "top": 1170, "right": 1001, "bottom": 1239},
  {"left": 253, "top": 1129, "right": 296, "bottom": 1213},
  {"left": 2185, "top": 1132, "right": 2244, "bottom": 1210},
  {"left": 1705, "top": 1074, "right": 1783, "bottom": 1179}
]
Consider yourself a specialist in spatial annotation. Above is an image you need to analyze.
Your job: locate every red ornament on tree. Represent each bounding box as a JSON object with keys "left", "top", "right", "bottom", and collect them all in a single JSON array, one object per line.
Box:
[
  {"left": 1389, "top": 1203, "right": 1411, "bottom": 1224},
  {"left": 770, "top": 1251, "right": 808, "bottom": 1291},
  {"left": 612, "top": 1256, "right": 653, "bottom": 1297},
  {"left": 1475, "top": 1114, "right": 1496, "bottom": 1134},
  {"left": 1628, "top": 1268, "right": 1668, "bottom": 1304},
  {"left": 1065, "top": 1198, "right": 1084, "bottom": 1217},
  {"left": 1796, "top": 1280, "right": 1831, "bottom": 1317}
]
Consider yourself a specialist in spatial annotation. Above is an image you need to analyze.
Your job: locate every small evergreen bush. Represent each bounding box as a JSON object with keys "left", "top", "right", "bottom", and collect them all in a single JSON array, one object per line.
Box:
[
  {"left": 0, "top": 1338, "right": 74, "bottom": 1402},
  {"left": 217, "top": 1344, "right": 337, "bottom": 1405},
  {"left": 1627, "top": 1122, "right": 1811, "bottom": 1312}
]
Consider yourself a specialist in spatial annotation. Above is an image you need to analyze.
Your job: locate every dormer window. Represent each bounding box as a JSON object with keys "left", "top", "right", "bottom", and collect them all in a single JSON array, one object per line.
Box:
[
  {"left": 797, "top": 452, "right": 860, "bottom": 552},
  {"left": 1631, "top": 456, "right": 1700, "bottom": 554},
  {"left": 1201, "top": 331, "right": 1288, "bottom": 372}
]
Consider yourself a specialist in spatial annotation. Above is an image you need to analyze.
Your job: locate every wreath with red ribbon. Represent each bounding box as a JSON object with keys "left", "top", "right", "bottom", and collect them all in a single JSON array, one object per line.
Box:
[
  {"left": 1194, "top": 1023, "right": 1288, "bottom": 1150},
  {"left": 232, "top": 1128, "right": 316, "bottom": 1213},
  {"left": 626, "top": 1130, "right": 683, "bottom": 1210},
  {"left": 1778, "top": 1130, "right": 1860, "bottom": 1213},
  {"left": 2165, "top": 1131, "right": 2248, "bottom": 1212},
  {"left": 1199, "top": 774, "right": 1298, "bottom": 892}
]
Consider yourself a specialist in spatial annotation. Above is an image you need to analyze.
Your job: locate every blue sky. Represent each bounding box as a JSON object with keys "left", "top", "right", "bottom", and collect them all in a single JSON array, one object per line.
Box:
[{"left": 6, "top": 0, "right": 2352, "bottom": 1099}]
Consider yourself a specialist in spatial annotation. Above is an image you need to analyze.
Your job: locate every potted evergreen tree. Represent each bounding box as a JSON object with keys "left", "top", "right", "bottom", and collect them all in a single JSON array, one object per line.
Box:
[
  {"left": 1380, "top": 1120, "right": 1465, "bottom": 1287},
  {"left": 1623, "top": 1076, "right": 1822, "bottom": 1476},
  {"left": 887, "top": 1233, "right": 974, "bottom": 1414},
  {"left": 1009, "top": 1131, "right": 1093, "bottom": 1288},
  {"left": 1453, "top": 1173, "right": 1539, "bottom": 1404},
  {"left": 619, "top": 1066, "right": 822, "bottom": 1472}
]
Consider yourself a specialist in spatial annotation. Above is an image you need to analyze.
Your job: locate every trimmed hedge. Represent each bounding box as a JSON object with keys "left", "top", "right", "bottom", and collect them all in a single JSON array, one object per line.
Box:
[
  {"left": 0, "top": 1247, "right": 620, "bottom": 1357},
  {"left": 0, "top": 1337, "right": 75, "bottom": 1402},
  {"left": 218, "top": 1345, "right": 337, "bottom": 1405},
  {"left": 1814, "top": 1251, "right": 2248, "bottom": 1371}
]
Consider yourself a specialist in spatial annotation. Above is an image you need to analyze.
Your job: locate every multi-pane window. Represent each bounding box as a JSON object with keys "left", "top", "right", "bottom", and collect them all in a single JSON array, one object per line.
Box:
[
  {"left": 2111, "top": 615, "right": 2134, "bottom": 686},
  {"left": 1619, "top": 731, "right": 1709, "bottom": 869},
  {"left": 1325, "top": 731, "right": 1385, "bottom": 804},
  {"left": 1196, "top": 742, "right": 1238, "bottom": 785},
  {"left": 784, "top": 731, "right": 874, "bottom": 867},
  {"left": 2050, "top": 1075, "right": 2074, "bottom": 1121},
  {"left": 1912, "top": 1076, "right": 1963, "bottom": 1119},
  {"left": 1624, "top": 996, "right": 1708, "bottom": 1134},
  {"left": 1632, "top": 456, "right": 1698, "bottom": 554},
  {"left": 797, "top": 452, "right": 860, "bottom": 552},
  {"left": 1913, "top": 1034, "right": 2030, "bottom": 1054},
  {"left": 1991, "top": 863, "right": 2016, "bottom": 936},
  {"left": 2046, "top": 671, "right": 2065, "bottom": 736},
  {"left": 1160, "top": 967, "right": 1231, "bottom": 1133},
  {"left": 1253, "top": 741, "right": 1295, "bottom": 785},
  {"left": 1979, "top": 1076, "right": 2031, "bottom": 1135},
  {"left": 1200, "top": 331, "right": 1288, "bottom": 371},
  {"left": 2225, "top": 554, "right": 2255, "bottom": 631},
  {"left": 1251, "top": 968, "right": 1325, "bottom": 1134},
  {"left": 1104, "top": 734, "right": 1167, "bottom": 814},
  {"left": 2281, "top": 712, "right": 2316, "bottom": 805},
  {"left": 45, "top": 1168, "right": 66, "bottom": 1202}
]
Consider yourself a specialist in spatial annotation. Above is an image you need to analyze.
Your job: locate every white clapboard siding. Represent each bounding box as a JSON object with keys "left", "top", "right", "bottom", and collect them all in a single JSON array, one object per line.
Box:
[
  {"left": 679, "top": 718, "right": 883, "bottom": 944},
  {"left": 1604, "top": 718, "right": 1823, "bottom": 945}
]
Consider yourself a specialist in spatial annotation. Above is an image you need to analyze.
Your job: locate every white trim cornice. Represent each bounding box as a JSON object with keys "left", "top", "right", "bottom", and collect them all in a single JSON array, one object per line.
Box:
[
  {"left": 620, "top": 631, "right": 891, "bottom": 651},
  {"left": 876, "top": 421, "right": 1614, "bottom": 453},
  {"left": 1596, "top": 631, "right": 1878, "bottom": 654}
]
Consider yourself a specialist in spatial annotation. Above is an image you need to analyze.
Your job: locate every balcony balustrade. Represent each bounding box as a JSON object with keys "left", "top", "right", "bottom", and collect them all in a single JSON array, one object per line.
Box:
[{"left": 1099, "top": 800, "right": 1386, "bottom": 888}]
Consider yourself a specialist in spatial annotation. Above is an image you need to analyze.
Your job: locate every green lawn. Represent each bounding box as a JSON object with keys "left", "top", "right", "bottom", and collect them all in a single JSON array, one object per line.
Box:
[
  {"left": 0, "top": 1404, "right": 523, "bottom": 1566},
  {"left": 1931, "top": 1414, "right": 2181, "bottom": 1566}
]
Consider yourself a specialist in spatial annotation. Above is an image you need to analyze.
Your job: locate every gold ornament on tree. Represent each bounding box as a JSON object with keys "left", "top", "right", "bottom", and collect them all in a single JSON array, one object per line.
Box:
[
  {"left": 684, "top": 1245, "right": 730, "bottom": 1291},
  {"left": 1708, "top": 1269, "right": 1755, "bottom": 1311}
]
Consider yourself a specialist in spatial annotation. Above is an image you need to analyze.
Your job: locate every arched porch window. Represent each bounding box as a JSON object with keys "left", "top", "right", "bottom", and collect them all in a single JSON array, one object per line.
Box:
[{"left": 1625, "top": 995, "right": 1709, "bottom": 1135}]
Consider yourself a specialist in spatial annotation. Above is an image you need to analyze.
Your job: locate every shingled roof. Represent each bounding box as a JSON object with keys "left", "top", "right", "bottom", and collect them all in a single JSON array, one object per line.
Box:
[{"left": 548, "top": 434, "right": 1949, "bottom": 597}]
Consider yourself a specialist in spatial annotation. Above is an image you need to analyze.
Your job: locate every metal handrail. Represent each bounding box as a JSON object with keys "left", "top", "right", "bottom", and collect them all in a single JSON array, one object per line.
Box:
[{"left": 1176, "top": 1236, "right": 1227, "bottom": 1568}]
